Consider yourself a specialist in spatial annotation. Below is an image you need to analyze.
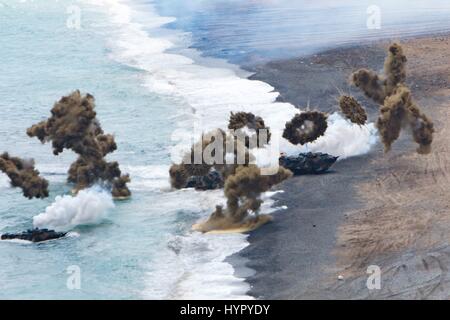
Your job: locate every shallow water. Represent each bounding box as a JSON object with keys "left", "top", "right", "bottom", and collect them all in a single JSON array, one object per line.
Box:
[{"left": 0, "top": 0, "right": 448, "bottom": 299}]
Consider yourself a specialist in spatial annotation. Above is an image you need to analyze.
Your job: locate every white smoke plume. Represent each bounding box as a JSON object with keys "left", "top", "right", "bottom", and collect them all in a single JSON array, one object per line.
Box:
[
  {"left": 280, "top": 113, "right": 378, "bottom": 159},
  {"left": 33, "top": 187, "right": 115, "bottom": 231}
]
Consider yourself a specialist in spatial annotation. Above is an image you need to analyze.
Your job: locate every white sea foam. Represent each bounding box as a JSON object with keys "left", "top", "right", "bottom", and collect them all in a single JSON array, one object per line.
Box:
[
  {"left": 138, "top": 167, "right": 287, "bottom": 299},
  {"left": 90, "top": 0, "right": 378, "bottom": 300},
  {"left": 162, "top": 232, "right": 253, "bottom": 300},
  {"left": 33, "top": 187, "right": 115, "bottom": 231},
  {"left": 143, "top": 187, "right": 255, "bottom": 300},
  {"left": 66, "top": 231, "right": 80, "bottom": 238},
  {"left": 122, "top": 164, "right": 171, "bottom": 191},
  {"left": 0, "top": 238, "right": 33, "bottom": 245}
]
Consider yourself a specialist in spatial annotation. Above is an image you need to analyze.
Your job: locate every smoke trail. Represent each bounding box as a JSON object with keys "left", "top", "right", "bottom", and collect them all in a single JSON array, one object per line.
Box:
[
  {"left": 0, "top": 152, "right": 49, "bottom": 199},
  {"left": 33, "top": 187, "right": 115, "bottom": 231}
]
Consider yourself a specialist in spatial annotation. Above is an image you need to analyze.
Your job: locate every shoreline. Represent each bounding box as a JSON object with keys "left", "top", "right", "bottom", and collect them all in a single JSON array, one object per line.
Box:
[{"left": 235, "top": 33, "right": 450, "bottom": 299}]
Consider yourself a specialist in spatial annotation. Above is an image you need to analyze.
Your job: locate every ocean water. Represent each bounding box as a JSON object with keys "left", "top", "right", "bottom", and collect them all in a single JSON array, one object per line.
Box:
[{"left": 0, "top": 0, "right": 448, "bottom": 299}]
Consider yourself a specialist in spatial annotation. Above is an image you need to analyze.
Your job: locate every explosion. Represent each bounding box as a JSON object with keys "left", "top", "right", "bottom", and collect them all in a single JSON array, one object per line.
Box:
[
  {"left": 338, "top": 95, "right": 367, "bottom": 125},
  {"left": 27, "top": 91, "right": 131, "bottom": 198},
  {"left": 0, "top": 152, "right": 49, "bottom": 199},
  {"left": 379, "top": 85, "right": 434, "bottom": 154},
  {"left": 193, "top": 165, "right": 293, "bottom": 233},
  {"left": 228, "top": 112, "right": 271, "bottom": 148},
  {"left": 351, "top": 43, "right": 434, "bottom": 153},
  {"left": 282, "top": 111, "right": 328, "bottom": 145},
  {"left": 169, "top": 128, "right": 253, "bottom": 190}
]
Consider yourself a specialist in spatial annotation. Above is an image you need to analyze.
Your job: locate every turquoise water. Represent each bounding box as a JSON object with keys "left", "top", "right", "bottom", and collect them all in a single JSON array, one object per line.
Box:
[
  {"left": 0, "top": 0, "right": 449, "bottom": 299},
  {"left": 0, "top": 0, "right": 255, "bottom": 299},
  {"left": 0, "top": 0, "right": 178, "bottom": 299}
]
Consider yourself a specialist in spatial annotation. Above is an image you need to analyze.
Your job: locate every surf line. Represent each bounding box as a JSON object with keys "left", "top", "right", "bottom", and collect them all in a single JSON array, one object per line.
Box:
[{"left": 179, "top": 304, "right": 271, "bottom": 317}]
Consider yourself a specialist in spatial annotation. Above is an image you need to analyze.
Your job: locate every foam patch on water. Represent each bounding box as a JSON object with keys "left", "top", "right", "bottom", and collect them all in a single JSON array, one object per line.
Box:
[
  {"left": 123, "top": 164, "right": 171, "bottom": 192},
  {"left": 162, "top": 232, "right": 253, "bottom": 300},
  {"left": 33, "top": 187, "right": 115, "bottom": 231},
  {"left": 142, "top": 185, "right": 271, "bottom": 300},
  {"left": 66, "top": 231, "right": 80, "bottom": 238},
  {"left": 139, "top": 177, "right": 287, "bottom": 299},
  {"left": 140, "top": 184, "right": 252, "bottom": 299},
  {"left": 0, "top": 238, "right": 33, "bottom": 245}
]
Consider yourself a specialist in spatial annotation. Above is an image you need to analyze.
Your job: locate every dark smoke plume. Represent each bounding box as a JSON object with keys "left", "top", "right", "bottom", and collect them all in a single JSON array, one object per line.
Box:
[
  {"left": 112, "top": 174, "right": 131, "bottom": 199},
  {"left": 169, "top": 129, "right": 253, "bottom": 190},
  {"left": 351, "top": 69, "right": 386, "bottom": 105},
  {"left": 379, "top": 85, "right": 434, "bottom": 154},
  {"left": 339, "top": 95, "right": 367, "bottom": 125},
  {"left": 228, "top": 112, "right": 271, "bottom": 148},
  {"left": 0, "top": 152, "right": 49, "bottom": 199},
  {"left": 351, "top": 43, "right": 407, "bottom": 104},
  {"left": 283, "top": 111, "right": 328, "bottom": 145},
  {"left": 351, "top": 43, "right": 434, "bottom": 153},
  {"left": 193, "top": 165, "right": 293, "bottom": 233},
  {"left": 27, "top": 91, "right": 131, "bottom": 197}
]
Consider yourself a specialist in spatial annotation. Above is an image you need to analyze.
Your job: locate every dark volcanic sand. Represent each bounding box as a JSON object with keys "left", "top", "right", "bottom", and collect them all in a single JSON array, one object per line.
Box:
[{"left": 234, "top": 35, "right": 450, "bottom": 299}]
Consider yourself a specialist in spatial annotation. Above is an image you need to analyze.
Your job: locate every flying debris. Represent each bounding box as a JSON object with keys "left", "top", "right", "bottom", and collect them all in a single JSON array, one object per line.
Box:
[
  {"left": 338, "top": 95, "right": 367, "bottom": 125},
  {"left": 1, "top": 228, "right": 66, "bottom": 243},
  {"left": 193, "top": 165, "right": 292, "bottom": 233},
  {"left": 0, "top": 152, "right": 49, "bottom": 199},
  {"left": 27, "top": 91, "right": 131, "bottom": 197},
  {"left": 351, "top": 43, "right": 434, "bottom": 154},
  {"left": 228, "top": 111, "right": 271, "bottom": 148},
  {"left": 283, "top": 111, "right": 328, "bottom": 145},
  {"left": 279, "top": 152, "right": 338, "bottom": 175}
]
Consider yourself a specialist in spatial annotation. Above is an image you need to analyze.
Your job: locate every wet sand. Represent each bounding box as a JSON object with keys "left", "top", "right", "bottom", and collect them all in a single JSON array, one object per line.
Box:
[{"left": 235, "top": 35, "right": 450, "bottom": 299}]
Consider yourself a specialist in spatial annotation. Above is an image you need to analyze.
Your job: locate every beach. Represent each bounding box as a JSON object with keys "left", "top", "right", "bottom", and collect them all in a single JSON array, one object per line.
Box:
[
  {"left": 238, "top": 34, "right": 450, "bottom": 299},
  {"left": 2, "top": 0, "right": 450, "bottom": 300}
]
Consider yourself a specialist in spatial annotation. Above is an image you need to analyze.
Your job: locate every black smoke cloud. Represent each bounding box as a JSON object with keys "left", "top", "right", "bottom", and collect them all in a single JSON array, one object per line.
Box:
[
  {"left": 0, "top": 152, "right": 49, "bottom": 199},
  {"left": 283, "top": 111, "right": 328, "bottom": 145},
  {"left": 228, "top": 112, "right": 271, "bottom": 148},
  {"left": 27, "top": 91, "right": 131, "bottom": 197},
  {"left": 194, "top": 165, "right": 293, "bottom": 233},
  {"left": 339, "top": 95, "right": 367, "bottom": 126},
  {"left": 352, "top": 43, "right": 434, "bottom": 154},
  {"left": 169, "top": 128, "right": 253, "bottom": 190}
]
